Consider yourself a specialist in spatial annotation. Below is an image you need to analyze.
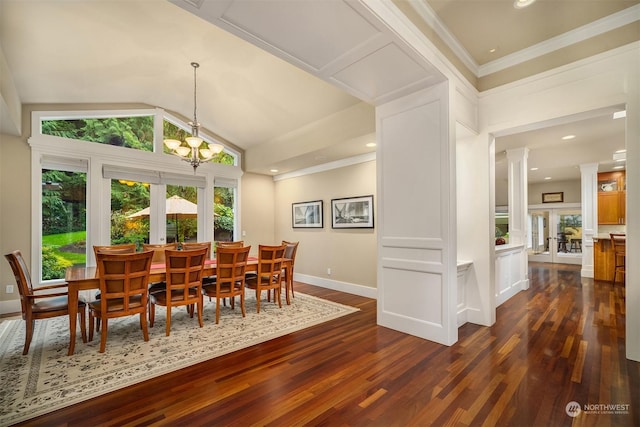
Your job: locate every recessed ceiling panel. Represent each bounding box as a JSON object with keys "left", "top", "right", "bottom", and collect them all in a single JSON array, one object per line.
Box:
[
  {"left": 333, "top": 43, "right": 434, "bottom": 102},
  {"left": 219, "top": 0, "right": 381, "bottom": 71}
]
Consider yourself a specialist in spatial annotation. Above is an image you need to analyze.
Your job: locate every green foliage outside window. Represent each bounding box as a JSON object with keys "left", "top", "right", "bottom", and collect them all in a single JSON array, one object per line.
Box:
[{"left": 40, "top": 114, "right": 237, "bottom": 280}]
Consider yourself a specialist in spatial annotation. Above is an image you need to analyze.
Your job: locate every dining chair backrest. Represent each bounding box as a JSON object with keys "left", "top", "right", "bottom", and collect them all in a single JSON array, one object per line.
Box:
[
  {"left": 93, "top": 243, "right": 137, "bottom": 259},
  {"left": 164, "top": 248, "right": 208, "bottom": 297},
  {"left": 610, "top": 233, "right": 626, "bottom": 254},
  {"left": 256, "top": 244, "right": 286, "bottom": 284},
  {"left": 181, "top": 241, "right": 211, "bottom": 259},
  {"left": 217, "top": 241, "right": 245, "bottom": 248},
  {"left": 5, "top": 250, "right": 35, "bottom": 313},
  {"left": 5, "top": 249, "right": 87, "bottom": 355},
  {"left": 95, "top": 250, "right": 154, "bottom": 315},
  {"left": 142, "top": 242, "right": 178, "bottom": 264},
  {"left": 282, "top": 240, "right": 299, "bottom": 264},
  {"left": 216, "top": 245, "right": 251, "bottom": 288}
]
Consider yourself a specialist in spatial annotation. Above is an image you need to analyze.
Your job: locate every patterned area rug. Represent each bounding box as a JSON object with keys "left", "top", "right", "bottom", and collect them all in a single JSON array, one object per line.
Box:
[{"left": 0, "top": 291, "right": 358, "bottom": 426}]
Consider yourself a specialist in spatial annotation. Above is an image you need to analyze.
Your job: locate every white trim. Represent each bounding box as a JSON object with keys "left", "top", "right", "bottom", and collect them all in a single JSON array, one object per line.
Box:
[
  {"left": 407, "top": 0, "right": 478, "bottom": 75},
  {"left": 273, "top": 152, "right": 376, "bottom": 181},
  {"left": 295, "top": 273, "right": 377, "bottom": 299},
  {"left": 400, "top": 0, "right": 640, "bottom": 79},
  {"left": 479, "top": 4, "right": 640, "bottom": 77}
]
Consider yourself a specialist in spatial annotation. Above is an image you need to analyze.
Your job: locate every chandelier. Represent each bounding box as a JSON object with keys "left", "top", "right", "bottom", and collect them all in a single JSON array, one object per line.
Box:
[{"left": 164, "top": 62, "right": 223, "bottom": 172}]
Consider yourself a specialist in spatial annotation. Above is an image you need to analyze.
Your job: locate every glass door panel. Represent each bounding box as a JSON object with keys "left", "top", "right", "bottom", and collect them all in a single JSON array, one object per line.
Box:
[
  {"left": 111, "top": 179, "right": 150, "bottom": 248},
  {"left": 528, "top": 208, "right": 582, "bottom": 265},
  {"left": 166, "top": 185, "right": 198, "bottom": 245},
  {"left": 41, "top": 169, "right": 87, "bottom": 281}
]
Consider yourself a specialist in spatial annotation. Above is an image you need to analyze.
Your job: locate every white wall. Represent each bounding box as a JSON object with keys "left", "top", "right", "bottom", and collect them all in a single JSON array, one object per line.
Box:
[
  {"left": 272, "top": 160, "right": 377, "bottom": 297},
  {"left": 478, "top": 43, "right": 639, "bottom": 361},
  {"left": 240, "top": 173, "right": 276, "bottom": 256}
]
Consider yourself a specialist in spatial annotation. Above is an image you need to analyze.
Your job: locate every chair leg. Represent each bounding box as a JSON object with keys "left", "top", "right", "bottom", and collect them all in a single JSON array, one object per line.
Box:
[
  {"left": 277, "top": 287, "right": 282, "bottom": 308},
  {"left": 140, "top": 312, "right": 149, "bottom": 342},
  {"left": 89, "top": 311, "right": 94, "bottom": 342},
  {"left": 79, "top": 308, "right": 87, "bottom": 343},
  {"left": 240, "top": 292, "right": 246, "bottom": 318},
  {"left": 197, "top": 300, "right": 203, "bottom": 328},
  {"left": 149, "top": 303, "right": 156, "bottom": 327},
  {"left": 166, "top": 305, "right": 171, "bottom": 336},
  {"left": 216, "top": 297, "right": 221, "bottom": 324},
  {"left": 99, "top": 319, "right": 108, "bottom": 353},
  {"left": 22, "top": 319, "right": 34, "bottom": 355},
  {"left": 256, "top": 289, "right": 261, "bottom": 313}
]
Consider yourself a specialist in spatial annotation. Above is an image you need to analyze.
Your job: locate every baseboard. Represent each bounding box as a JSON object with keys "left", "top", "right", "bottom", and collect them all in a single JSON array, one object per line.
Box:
[
  {"left": 0, "top": 299, "right": 21, "bottom": 316},
  {"left": 295, "top": 273, "right": 378, "bottom": 299}
]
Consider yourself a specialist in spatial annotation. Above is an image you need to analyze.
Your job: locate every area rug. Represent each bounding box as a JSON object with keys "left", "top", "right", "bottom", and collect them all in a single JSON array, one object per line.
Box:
[{"left": 0, "top": 291, "right": 358, "bottom": 426}]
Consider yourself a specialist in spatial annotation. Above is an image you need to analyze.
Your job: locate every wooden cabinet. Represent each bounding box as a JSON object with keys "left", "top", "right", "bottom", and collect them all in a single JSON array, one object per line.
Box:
[
  {"left": 594, "top": 239, "right": 612, "bottom": 281},
  {"left": 597, "top": 171, "right": 626, "bottom": 225}
]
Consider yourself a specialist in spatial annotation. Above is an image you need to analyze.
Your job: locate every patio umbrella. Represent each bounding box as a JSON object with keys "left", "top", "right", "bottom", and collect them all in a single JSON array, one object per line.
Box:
[{"left": 128, "top": 195, "right": 198, "bottom": 242}]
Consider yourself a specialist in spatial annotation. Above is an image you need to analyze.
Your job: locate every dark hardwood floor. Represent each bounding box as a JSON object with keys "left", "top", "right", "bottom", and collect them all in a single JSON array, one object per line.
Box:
[{"left": 16, "top": 263, "right": 639, "bottom": 426}]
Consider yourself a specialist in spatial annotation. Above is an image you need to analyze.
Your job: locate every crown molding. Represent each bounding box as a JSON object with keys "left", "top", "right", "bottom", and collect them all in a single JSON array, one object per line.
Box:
[
  {"left": 407, "top": 0, "right": 479, "bottom": 76},
  {"left": 272, "top": 152, "right": 376, "bottom": 181},
  {"left": 407, "top": 1, "right": 640, "bottom": 79},
  {"left": 479, "top": 4, "right": 640, "bottom": 77}
]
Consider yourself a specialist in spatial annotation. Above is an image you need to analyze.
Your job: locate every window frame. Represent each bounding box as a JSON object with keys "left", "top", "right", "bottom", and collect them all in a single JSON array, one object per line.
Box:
[{"left": 29, "top": 108, "right": 243, "bottom": 284}]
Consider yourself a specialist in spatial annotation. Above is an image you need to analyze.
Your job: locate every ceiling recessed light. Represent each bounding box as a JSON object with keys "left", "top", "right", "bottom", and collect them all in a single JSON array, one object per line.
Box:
[
  {"left": 489, "top": 48, "right": 497, "bottom": 53},
  {"left": 514, "top": 0, "right": 537, "bottom": 9},
  {"left": 561, "top": 135, "right": 576, "bottom": 140},
  {"left": 613, "top": 110, "right": 627, "bottom": 119},
  {"left": 270, "top": 169, "right": 279, "bottom": 173},
  {"left": 530, "top": 167, "right": 539, "bottom": 171},
  {"left": 544, "top": 177, "right": 552, "bottom": 180},
  {"left": 366, "top": 142, "right": 376, "bottom": 148}
]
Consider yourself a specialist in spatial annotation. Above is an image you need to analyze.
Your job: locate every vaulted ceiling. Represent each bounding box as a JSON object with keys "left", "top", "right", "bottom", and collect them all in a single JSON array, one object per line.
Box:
[{"left": 1, "top": 0, "right": 638, "bottom": 179}]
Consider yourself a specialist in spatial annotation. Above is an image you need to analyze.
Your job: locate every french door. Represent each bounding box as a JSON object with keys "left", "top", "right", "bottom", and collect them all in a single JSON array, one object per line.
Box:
[{"left": 528, "top": 208, "right": 582, "bottom": 265}]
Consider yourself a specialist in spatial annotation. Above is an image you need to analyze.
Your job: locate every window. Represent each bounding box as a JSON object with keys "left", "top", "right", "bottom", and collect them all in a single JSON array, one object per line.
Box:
[
  {"left": 41, "top": 167, "right": 87, "bottom": 281},
  {"left": 214, "top": 178, "right": 237, "bottom": 244},
  {"left": 110, "top": 179, "right": 150, "bottom": 247},
  {"left": 30, "top": 108, "right": 243, "bottom": 284},
  {"left": 42, "top": 116, "right": 154, "bottom": 151}
]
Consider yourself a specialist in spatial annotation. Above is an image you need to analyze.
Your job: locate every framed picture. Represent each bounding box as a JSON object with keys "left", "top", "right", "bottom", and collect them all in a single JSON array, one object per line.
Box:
[
  {"left": 331, "top": 195, "right": 374, "bottom": 228},
  {"left": 292, "top": 200, "right": 323, "bottom": 228},
  {"left": 542, "top": 192, "right": 564, "bottom": 203}
]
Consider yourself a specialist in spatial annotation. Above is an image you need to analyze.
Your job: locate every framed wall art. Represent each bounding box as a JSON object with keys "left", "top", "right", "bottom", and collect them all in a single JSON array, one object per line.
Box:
[
  {"left": 292, "top": 200, "right": 323, "bottom": 228},
  {"left": 542, "top": 192, "right": 564, "bottom": 203},
  {"left": 331, "top": 195, "right": 374, "bottom": 229}
]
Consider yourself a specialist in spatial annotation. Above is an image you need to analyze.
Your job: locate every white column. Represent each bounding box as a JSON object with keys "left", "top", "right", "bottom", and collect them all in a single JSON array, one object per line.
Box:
[
  {"left": 506, "top": 148, "right": 529, "bottom": 245},
  {"left": 376, "top": 82, "right": 457, "bottom": 346},
  {"left": 580, "top": 163, "right": 598, "bottom": 278}
]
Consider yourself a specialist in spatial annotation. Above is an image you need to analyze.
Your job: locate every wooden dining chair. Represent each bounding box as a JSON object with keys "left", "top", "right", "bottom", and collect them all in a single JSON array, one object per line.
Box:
[
  {"left": 143, "top": 242, "right": 179, "bottom": 296},
  {"left": 245, "top": 244, "right": 286, "bottom": 313},
  {"left": 202, "top": 245, "right": 251, "bottom": 324},
  {"left": 142, "top": 242, "right": 178, "bottom": 264},
  {"left": 181, "top": 242, "right": 215, "bottom": 284},
  {"left": 217, "top": 240, "right": 244, "bottom": 248},
  {"left": 4, "top": 250, "right": 87, "bottom": 355},
  {"left": 93, "top": 243, "right": 137, "bottom": 258},
  {"left": 610, "top": 233, "right": 626, "bottom": 284},
  {"left": 149, "top": 247, "right": 208, "bottom": 336},
  {"left": 89, "top": 250, "right": 154, "bottom": 353},
  {"left": 282, "top": 240, "right": 299, "bottom": 299}
]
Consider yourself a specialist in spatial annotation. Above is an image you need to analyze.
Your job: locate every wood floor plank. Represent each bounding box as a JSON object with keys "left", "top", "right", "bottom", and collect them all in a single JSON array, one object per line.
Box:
[{"left": 14, "top": 263, "right": 640, "bottom": 426}]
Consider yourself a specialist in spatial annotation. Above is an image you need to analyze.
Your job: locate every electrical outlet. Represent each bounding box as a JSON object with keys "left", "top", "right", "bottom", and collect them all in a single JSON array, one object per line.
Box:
[
  {"left": 6, "top": 285, "right": 14, "bottom": 294},
  {"left": 327, "top": 268, "right": 331, "bottom": 275}
]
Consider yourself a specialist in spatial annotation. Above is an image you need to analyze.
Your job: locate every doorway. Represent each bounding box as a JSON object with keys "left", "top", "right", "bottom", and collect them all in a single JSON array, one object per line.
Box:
[{"left": 528, "top": 207, "right": 582, "bottom": 265}]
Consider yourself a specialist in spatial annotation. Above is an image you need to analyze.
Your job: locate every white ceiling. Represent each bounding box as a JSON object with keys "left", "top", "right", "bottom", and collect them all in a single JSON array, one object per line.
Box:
[{"left": 0, "top": 0, "right": 637, "bottom": 179}]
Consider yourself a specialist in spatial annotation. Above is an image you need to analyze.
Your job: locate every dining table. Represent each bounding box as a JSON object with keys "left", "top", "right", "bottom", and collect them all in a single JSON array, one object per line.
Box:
[{"left": 65, "top": 257, "right": 292, "bottom": 355}]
